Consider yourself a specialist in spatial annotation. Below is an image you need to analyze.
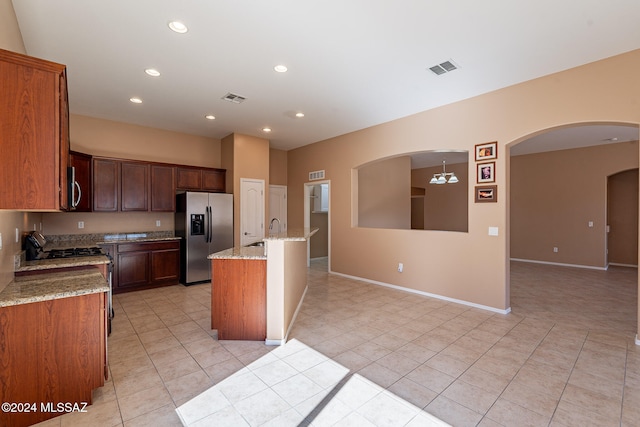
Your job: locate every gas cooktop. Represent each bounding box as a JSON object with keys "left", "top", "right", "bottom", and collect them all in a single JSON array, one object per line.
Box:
[{"left": 44, "top": 247, "right": 105, "bottom": 259}]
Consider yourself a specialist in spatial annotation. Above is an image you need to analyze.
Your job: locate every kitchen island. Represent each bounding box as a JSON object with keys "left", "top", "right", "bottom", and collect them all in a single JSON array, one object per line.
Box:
[{"left": 208, "top": 228, "right": 318, "bottom": 344}]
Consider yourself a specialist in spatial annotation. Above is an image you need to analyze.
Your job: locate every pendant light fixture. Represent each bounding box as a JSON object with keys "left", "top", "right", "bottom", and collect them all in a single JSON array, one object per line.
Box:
[{"left": 429, "top": 160, "right": 458, "bottom": 184}]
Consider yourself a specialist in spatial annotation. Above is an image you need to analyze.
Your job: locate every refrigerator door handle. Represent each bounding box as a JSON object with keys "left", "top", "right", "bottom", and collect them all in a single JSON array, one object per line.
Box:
[
  {"left": 204, "top": 206, "right": 209, "bottom": 243},
  {"left": 207, "top": 205, "right": 212, "bottom": 243}
]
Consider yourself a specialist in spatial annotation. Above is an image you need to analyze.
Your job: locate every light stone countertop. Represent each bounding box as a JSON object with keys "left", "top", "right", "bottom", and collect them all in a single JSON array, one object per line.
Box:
[
  {"left": 208, "top": 228, "right": 318, "bottom": 260},
  {"left": 0, "top": 269, "right": 109, "bottom": 308},
  {"left": 16, "top": 255, "right": 111, "bottom": 273}
]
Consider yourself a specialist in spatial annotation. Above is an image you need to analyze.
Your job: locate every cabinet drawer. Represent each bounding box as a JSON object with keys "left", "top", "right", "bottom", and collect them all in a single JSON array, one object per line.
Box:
[{"left": 117, "top": 240, "right": 179, "bottom": 253}]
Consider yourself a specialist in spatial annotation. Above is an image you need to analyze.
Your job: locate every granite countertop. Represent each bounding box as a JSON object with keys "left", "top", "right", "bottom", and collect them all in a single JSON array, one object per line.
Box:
[
  {"left": 208, "top": 228, "right": 319, "bottom": 260},
  {"left": 0, "top": 269, "right": 109, "bottom": 308},
  {"left": 46, "top": 232, "right": 180, "bottom": 248},
  {"left": 16, "top": 255, "right": 111, "bottom": 273}
]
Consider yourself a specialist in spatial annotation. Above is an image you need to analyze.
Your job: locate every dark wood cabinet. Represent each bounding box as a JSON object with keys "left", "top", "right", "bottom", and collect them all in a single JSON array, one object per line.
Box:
[
  {"left": 121, "top": 161, "right": 149, "bottom": 211},
  {"left": 202, "top": 168, "right": 226, "bottom": 192},
  {"left": 150, "top": 164, "right": 176, "bottom": 212},
  {"left": 177, "top": 166, "right": 226, "bottom": 192},
  {"left": 69, "top": 151, "right": 92, "bottom": 211},
  {"left": 0, "top": 48, "right": 69, "bottom": 210},
  {"left": 93, "top": 158, "right": 119, "bottom": 212},
  {"left": 114, "top": 240, "right": 180, "bottom": 293},
  {"left": 176, "top": 167, "right": 202, "bottom": 190},
  {"left": 89, "top": 155, "right": 224, "bottom": 212}
]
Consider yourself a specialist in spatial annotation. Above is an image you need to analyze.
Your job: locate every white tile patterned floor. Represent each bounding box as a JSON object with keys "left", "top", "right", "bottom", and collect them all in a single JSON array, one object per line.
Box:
[
  {"left": 33, "top": 259, "right": 639, "bottom": 426},
  {"left": 176, "top": 339, "right": 449, "bottom": 426}
]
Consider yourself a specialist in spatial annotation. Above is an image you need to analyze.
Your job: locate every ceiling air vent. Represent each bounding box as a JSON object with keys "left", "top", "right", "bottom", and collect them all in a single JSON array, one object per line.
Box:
[
  {"left": 428, "top": 60, "right": 459, "bottom": 76},
  {"left": 222, "top": 92, "right": 246, "bottom": 103},
  {"left": 309, "top": 170, "right": 325, "bottom": 181}
]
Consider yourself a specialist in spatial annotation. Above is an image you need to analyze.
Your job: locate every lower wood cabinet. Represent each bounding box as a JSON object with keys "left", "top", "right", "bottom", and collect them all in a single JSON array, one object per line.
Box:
[
  {"left": 113, "top": 240, "right": 180, "bottom": 293},
  {"left": 0, "top": 291, "right": 107, "bottom": 427},
  {"left": 212, "top": 258, "right": 266, "bottom": 340}
]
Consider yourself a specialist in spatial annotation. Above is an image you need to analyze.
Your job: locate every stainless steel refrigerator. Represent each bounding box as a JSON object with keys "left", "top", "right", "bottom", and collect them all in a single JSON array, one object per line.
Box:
[{"left": 175, "top": 192, "right": 233, "bottom": 285}]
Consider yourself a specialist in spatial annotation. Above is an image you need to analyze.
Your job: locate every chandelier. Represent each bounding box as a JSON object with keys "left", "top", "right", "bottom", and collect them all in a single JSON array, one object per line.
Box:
[{"left": 429, "top": 160, "right": 458, "bottom": 184}]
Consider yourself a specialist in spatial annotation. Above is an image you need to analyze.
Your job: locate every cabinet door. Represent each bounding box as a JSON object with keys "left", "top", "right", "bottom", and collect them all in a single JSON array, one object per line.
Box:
[
  {"left": 176, "top": 167, "right": 202, "bottom": 190},
  {"left": 93, "top": 158, "right": 119, "bottom": 211},
  {"left": 58, "top": 71, "right": 70, "bottom": 210},
  {"left": 151, "top": 165, "right": 175, "bottom": 211},
  {"left": 117, "top": 251, "right": 150, "bottom": 289},
  {"left": 70, "top": 151, "right": 92, "bottom": 211},
  {"left": 121, "top": 162, "right": 149, "bottom": 211},
  {"left": 0, "top": 50, "right": 68, "bottom": 210},
  {"left": 150, "top": 248, "right": 180, "bottom": 284},
  {"left": 202, "top": 169, "right": 226, "bottom": 192}
]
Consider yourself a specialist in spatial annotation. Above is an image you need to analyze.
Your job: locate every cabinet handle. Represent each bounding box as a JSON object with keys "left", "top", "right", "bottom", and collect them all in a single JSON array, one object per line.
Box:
[{"left": 74, "top": 181, "right": 82, "bottom": 207}]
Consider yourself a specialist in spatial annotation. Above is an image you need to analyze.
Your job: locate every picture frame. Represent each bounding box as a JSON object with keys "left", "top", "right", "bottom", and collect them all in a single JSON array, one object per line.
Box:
[
  {"left": 477, "top": 161, "right": 495, "bottom": 183},
  {"left": 475, "top": 185, "right": 497, "bottom": 203},
  {"left": 475, "top": 141, "right": 497, "bottom": 161}
]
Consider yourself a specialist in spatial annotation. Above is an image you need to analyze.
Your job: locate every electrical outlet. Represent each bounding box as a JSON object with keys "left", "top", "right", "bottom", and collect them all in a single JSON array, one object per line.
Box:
[
  {"left": 398, "top": 262, "right": 403, "bottom": 273},
  {"left": 156, "top": 220, "right": 161, "bottom": 227},
  {"left": 78, "top": 221, "right": 84, "bottom": 229},
  {"left": 15, "top": 228, "right": 19, "bottom": 243},
  {"left": 553, "top": 247, "right": 559, "bottom": 253}
]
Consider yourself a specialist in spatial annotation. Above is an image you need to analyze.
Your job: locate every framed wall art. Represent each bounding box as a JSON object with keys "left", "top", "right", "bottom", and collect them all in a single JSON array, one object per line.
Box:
[
  {"left": 475, "top": 185, "right": 497, "bottom": 203},
  {"left": 475, "top": 141, "right": 497, "bottom": 161},
  {"left": 477, "top": 162, "right": 495, "bottom": 183}
]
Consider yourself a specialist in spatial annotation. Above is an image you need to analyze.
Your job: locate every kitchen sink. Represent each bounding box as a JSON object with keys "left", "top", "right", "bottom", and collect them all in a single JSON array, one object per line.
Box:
[{"left": 246, "top": 241, "right": 265, "bottom": 247}]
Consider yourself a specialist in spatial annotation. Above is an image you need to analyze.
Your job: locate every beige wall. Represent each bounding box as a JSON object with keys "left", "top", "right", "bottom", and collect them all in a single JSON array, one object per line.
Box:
[
  {"left": 358, "top": 156, "right": 411, "bottom": 229},
  {"left": 288, "top": 49, "right": 640, "bottom": 313},
  {"left": 222, "top": 133, "right": 270, "bottom": 244},
  {"left": 269, "top": 148, "right": 287, "bottom": 186},
  {"left": 412, "top": 162, "right": 469, "bottom": 232},
  {"left": 310, "top": 213, "right": 328, "bottom": 258},
  {"left": 70, "top": 114, "right": 221, "bottom": 167},
  {"left": 0, "top": 0, "right": 33, "bottom": 292},
  {"left": 511, "top": 142, "right": 639, "bottom": 268}
]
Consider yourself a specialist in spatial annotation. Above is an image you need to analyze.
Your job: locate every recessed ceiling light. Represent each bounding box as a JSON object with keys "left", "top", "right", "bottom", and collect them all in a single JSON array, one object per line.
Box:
[
  {"left": 295, "top": 112, "right": 305, "bottom": 118},
  {"left": 129, "top": 97, "right": 142, "bottom": 104},
  {"left": 145, "top": 68, "right": 160, "bottom": 77},
  {"left": 262, "top": 127, "right": 272, "bottom": 133},
  {"left": 205, "top": 115, "right": 216, "bottom": 120},
  {"left": 168, "top": 21, "right": 188, "bottom": 33},
  {"left": 274, "top": 65, "right": 288, "bottom": 73}
]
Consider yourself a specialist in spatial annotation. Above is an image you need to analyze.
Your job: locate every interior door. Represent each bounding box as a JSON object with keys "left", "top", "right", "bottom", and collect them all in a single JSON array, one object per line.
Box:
[
  {"left": 240, "top": 178, "right": 265, "bottom": 246},
  {"left": 269, "top": 185, "right": 287, "bottom": 233}
]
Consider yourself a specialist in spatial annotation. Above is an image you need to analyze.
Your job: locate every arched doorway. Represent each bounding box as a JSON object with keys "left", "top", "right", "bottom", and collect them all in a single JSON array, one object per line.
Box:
[
  {"left": 507, "top": 123, "right": 639, "bottom": 334},
  {"left": 607, "top": 169, "right": 639, "bottom": 267}
]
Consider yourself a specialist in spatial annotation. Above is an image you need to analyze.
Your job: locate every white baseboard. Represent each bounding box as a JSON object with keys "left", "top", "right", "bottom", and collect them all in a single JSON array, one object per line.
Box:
[
  {"left": 608, "top": 262, "right": 639, "bottom": 269},
  {"left": 510, "top": 258, "right": 607, "bottom": 271},
  {"left": 330, "top": 271, "right": 511, "bottom": 315}
]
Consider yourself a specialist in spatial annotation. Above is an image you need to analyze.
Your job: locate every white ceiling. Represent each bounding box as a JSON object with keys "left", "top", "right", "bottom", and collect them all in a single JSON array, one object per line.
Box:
[{"left": 11, "top": 0, "right": 640, "bottom": 152}]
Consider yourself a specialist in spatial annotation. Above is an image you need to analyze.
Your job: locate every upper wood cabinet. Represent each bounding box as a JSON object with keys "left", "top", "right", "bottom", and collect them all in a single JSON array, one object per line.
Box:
[
  {"left": 0, "top": 48, "right": 69, "bottom": 210},
  {"left": 177, "top": 166, "right": 226, "bottom": 192},
  {"left": 150, "top": 164, "right": 176, "bottom": 212},
  {"left": 92, "top": 158, "right": 176, "bottom": 212},
  {"left": 121, "top": 161, "right": 149, "bottom": 211},
  {"left": 93, "top": 158, "right": 119, "bottom": 212},
  {"left": 69, "top": 151, "right": 92, "bottom": 211}
]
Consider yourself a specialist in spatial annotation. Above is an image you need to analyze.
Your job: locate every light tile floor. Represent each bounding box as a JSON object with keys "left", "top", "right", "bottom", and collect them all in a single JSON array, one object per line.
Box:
[{"left": 34, "top": 259, "right": 639, "bottom": 426}]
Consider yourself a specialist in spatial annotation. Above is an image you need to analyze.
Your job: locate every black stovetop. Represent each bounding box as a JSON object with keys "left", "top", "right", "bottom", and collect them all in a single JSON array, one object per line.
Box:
[{"left": 44, "top": 247, "right": 105, "bottom": 259}]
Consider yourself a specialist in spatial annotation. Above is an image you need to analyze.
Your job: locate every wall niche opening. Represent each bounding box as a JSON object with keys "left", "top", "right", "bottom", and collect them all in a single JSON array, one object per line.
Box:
[{"left": 355, "top": 151, "right": 468, "bottom": 232}]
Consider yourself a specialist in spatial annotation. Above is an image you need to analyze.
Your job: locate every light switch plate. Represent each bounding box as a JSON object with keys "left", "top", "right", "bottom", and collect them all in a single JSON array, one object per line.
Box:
[{"left": 488, "top": 227, "right": 499, "bottom": 236}]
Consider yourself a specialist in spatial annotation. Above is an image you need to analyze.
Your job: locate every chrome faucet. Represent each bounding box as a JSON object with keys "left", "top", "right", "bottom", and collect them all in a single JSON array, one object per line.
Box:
[{"left": 269, "top": 217, "right": 281, "bottom": 234}]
